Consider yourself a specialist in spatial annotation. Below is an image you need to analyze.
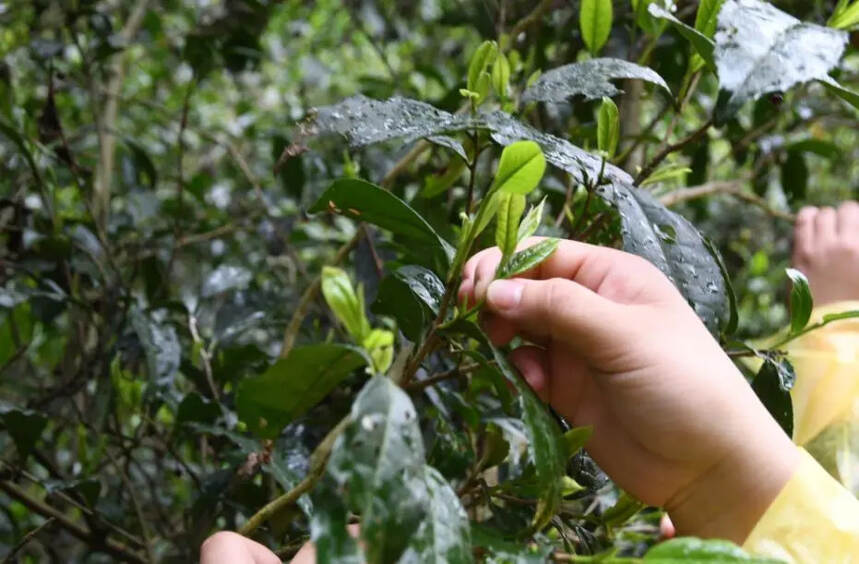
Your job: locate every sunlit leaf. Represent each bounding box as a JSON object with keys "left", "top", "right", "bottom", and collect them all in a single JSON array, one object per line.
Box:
[
  {"left": 493, "top": 141, "right": 546, "bottom": 195},
  {"left": 321, "top": 266, "right": 371, "bottom": 342},
  {"left": 649, "top": 4, "right": 716, "bottom": 69},
  {"left": 580, "top": 0, "right": 613, "bottom": 54},
  {"left": 517, "top": 198, "right": 547, "bottom": 242}
]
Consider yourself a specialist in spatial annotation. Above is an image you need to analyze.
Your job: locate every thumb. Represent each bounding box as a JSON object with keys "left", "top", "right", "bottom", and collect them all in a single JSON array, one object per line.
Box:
[{"left": 485, "top": 277, "right": 621, "bottom": 350}]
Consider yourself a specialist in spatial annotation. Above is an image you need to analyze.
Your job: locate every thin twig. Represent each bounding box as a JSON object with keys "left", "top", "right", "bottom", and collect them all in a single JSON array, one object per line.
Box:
[
  {"left": 0, "top": 481, "right": 146, "bottom": 564},
  {"left": 2, "top": 517, "right": 55, "bottom": 564},
  {"left": 660, "top": 180, "right": 796, "bottom": 221},
  {"left": 635, "top": 118, "right": 713, "bottom": 186},
  {"left": 509, "top": 0, "right": 554, "bottom": 40}
]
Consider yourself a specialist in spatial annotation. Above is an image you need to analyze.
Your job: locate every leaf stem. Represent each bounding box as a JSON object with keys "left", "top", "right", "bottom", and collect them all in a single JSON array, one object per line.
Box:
[{"left": 635, "top": 118, "right": 713, "bottom": 186}]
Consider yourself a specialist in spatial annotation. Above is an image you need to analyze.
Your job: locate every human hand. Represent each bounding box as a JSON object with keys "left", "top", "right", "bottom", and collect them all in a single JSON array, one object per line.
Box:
[
  {"left": 793, "top": 203, "right": 859, "bottom": 307},
  {"left": 459, "top": 239, "right": 800, "bottom": 543},
  {"left": 200, "top": 532, "right": 281, "bottom": 564}
]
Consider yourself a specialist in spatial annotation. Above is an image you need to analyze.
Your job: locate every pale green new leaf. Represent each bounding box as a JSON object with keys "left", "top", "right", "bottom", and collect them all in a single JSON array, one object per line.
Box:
[
  {"left": 517, "top": 197, "right": 547, "bottom": 242},
  {"left": 495, "top": 192, "right": 526, "bottom": 261},
  {"left": 829, "top": 0, "right": 859, "bottom": 29},
  {"left": 321, "top": 266, "right": 371, "bottom": 342},
  {"left": 467, "top": 40, "right": 498, "bottom": 92},
  {"left": 491, "top": 52, "right": 511, "bottom": 98},
  {"left": 493, "top": 140, "right": 546, "bottom": 195},
  {"left": 695, "top": 0, "right": 726, "bottom": 37},
  {"left": 497, "top": 238, "right": 560, "bottom": 279},
  {"left": 597, "top": 96, "right": 620, "bottom": 158},
  {"left": 580, "top": 0, "right": 613, "bottom": 54}
]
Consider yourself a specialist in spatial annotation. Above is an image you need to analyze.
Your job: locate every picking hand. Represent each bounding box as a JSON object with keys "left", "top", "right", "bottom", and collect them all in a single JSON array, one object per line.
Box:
[{"left": 459, "top": 239, "right": 799, "bottom": 542}]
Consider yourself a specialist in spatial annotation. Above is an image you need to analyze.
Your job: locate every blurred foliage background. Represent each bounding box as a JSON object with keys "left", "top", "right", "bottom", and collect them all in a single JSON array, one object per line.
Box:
[{"left": 1, "top": 0, "right": 858, "bottom": 562}]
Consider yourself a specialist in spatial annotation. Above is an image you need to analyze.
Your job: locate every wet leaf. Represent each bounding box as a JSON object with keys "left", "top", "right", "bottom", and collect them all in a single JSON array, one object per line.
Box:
[
  {"left": 313, "top": 95, "right": 465, "bottom": 149},
  {"left": 580, "top": 0, "right": 613, "bottom": 54},
  {"left": 493, "top": 140, "right": 546, "bottom": 195},
  {"left": 426, "top": 135, "right": 467, "bottom": 161},
  {"left": 236, "top": 344, "right": 368, "bottom": 439},
  {"left": 714, "top": 0, "right": 848, "bottom": 123},
  {"left": 401, "top": 466, "right": 473, "bottom": 563},
  {"left": 522, "top": 58, "right": 670, "bottom": 103},
  {"left": 597, "top": 184, "right": 729, "bottom": 335},
  {"left": 0, "top": 405, "right": 47, "bottom": 458},
  {"left": 752, "top": 359, "right": 794, "bottom": 438},
  {"left": 497, "top": 239, "right": 560, "bottom": 280},
  {"left": 372, "top": 265, "right": 444, "bottom": 341},
  {"left": 318, "top": 376, "right": 429, "bottom": 563},
  {"left": 649, "top": 4, "right": 716, "bottom": 69},
  {"left": 786, "top": 268, "right": 812, "bottom": 334},
  {"left": 496, "top": 192, "right": 526, "bottom": 261},
  {"left": 130, "top": 308, "right": 180, "bottom": 387},
  {"left": 483, "top": 333, "right": 566, "bottom": 530},
  {"left": 597, "top": 96, "right": 620, "bottom": 158},
  {"left": 645, "top": 537, "right": 780, "bottom": 562},
  {"left": 309, "top": 178, "right": 453, "bottom": 271},
  {"left": 202, "top": 265, "right": 253, "bottom": 297}
]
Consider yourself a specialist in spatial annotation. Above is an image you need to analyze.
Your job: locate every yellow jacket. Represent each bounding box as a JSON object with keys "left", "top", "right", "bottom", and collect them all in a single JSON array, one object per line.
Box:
[{"left": 742, "top": 301, "right": 859, "bottom": 562}]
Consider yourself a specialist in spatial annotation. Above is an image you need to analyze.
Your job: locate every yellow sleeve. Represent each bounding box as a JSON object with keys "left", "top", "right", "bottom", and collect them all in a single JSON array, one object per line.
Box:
[
  {"left": 786, "top": 301, "right": 859, "bottom": 449},
  {"left": 744, "top": 448, "right": 859, "bottom": 562}
]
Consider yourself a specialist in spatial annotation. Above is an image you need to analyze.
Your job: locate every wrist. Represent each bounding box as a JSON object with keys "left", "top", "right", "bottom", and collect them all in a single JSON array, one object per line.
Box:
[{"left": 665, "top": 421, "right": 801, "bottom": 544}]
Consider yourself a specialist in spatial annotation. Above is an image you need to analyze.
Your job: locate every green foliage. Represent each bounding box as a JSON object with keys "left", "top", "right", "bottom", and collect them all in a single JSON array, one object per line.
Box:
[
  {"left": 580, "top": 0, "right": 614, "bottom": 54},
  {"left": 2, "top": 0, "right": 859, "bottom": 561}
]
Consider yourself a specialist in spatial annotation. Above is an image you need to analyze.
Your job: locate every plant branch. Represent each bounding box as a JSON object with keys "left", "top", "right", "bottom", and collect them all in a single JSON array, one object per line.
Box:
[
  {"left": 509, "top": 0, "right": 554, "bottom": 40},
  {"left": 238, "top": 416, "right": 351, "bottom": 536},
  {"left": 2, "top": 517, "right": 55, "bottom": 564},
  {"left": 660, "top": 181, "right": 796, "bottom": 221},
  {"left": 634, "top": 118, "right": 713, "bottom": 186},
  {"left": 91, "top": 0, "right": 152, "bottom": 229},
  {"left": 0, "top": 480, "right": 146, "bottom": 564}
]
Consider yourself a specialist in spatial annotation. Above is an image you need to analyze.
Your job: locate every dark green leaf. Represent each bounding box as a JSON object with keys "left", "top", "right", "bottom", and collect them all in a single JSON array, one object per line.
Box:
[
  {"left": 752, "top": 360, "right": 794, "bottom": 437},
  {"left": 597, "top": 184, "right": 729, "bottom": 335},
  {"left": 484, "top": 333, "right": 566, "bottom": 530},
  {"left": 497, "top": 239, "right": 560, "bottom": 280},
  {"left": 372, "top": 265, "right": 444, "bottom": 341},
  {"left": 714, "top": 0, "right": 848, "bottom": 122},
  {"left": 786, "top": 268, "right": 813, "bottom": 334},
  {"left": 45, "top": 478, "right": 101, "bottom": 508},
  {"left": 309, "top": 178, "right": 453, "bottom": 270},
  {"left": 649, "top": 4, "right": 716, "bottom": 69},
  {"left": 0, "top": 405, "right": 47, "bottom": 458},
  {"left": 601, "top": 492, "right": 645, "bottom": 528},
  {"left": 401, "top": 466, "right": 473, "bottom": 563},
  {"left": 522, "top": 58, "right": 670, "bottom": 103},
  {"left": 580, "top": 0, "right": 613, "bottom": 54},
  {"left": 316, "top": 376, "right": 429, "bottom": 563},
  {"left": 645, "top": 537, "right": 782, "bottom": 562},
  {"left": 177, "top": 392, "right": 221, "bottom": 425},
  {"left": 236, "top": 344, "right": 369, "bottom": 439},
  {"left": 130, "top": 308, "right": 180, "bottom": 386},
  {"left": 781, "top": 150, "right": 808, "bottom": 203}
]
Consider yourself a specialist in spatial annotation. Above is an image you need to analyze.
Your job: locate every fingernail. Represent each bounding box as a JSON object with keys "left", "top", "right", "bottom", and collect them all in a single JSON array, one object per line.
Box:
[{"left": 487, "top": 280, "right": 523, "bottom": 310}]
